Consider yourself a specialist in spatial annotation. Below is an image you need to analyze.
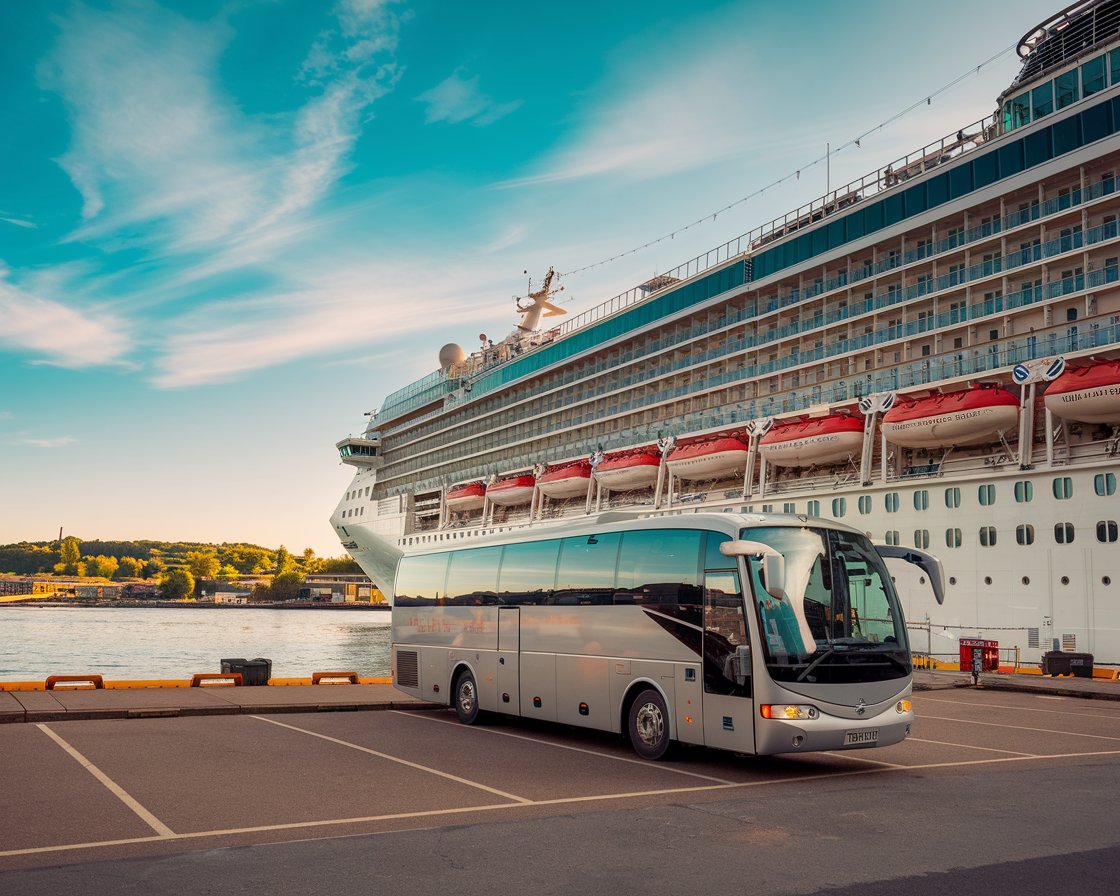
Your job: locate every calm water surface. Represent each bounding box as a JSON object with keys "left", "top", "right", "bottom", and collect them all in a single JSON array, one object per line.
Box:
[{"left": 0, "top": 606, "right": 391, "bottom": 681}]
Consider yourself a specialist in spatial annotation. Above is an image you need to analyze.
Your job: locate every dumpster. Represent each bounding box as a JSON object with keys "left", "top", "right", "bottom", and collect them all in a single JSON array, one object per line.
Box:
[
  {"left": 221, "top": 657, "right": 273, "bottom": 686},
  {"left": 1041, "top": 651, "right": 1094, "bottom": 678}
]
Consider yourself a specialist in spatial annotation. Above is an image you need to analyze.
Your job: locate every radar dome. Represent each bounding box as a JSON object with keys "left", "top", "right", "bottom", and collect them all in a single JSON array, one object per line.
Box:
[{"left": 439, "top": 343, "right": 466, "bottom": 370}]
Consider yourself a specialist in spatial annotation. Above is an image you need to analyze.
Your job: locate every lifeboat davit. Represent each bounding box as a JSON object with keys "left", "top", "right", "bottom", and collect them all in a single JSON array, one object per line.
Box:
[
  {"left": 486, "top": 475, "right": 535, "bottom": 506},
  {"left": 666, "top": 436, "right": 749, "bottom": 481},
  {"left": 593, "top": 450, "right": 661, "bottom": 490},
  {"left": 446, "top": 482, "right": 485, "bottom": 511},
  {"left": 881, "top": 387, "right": 1020, "bottom": 449},
  {"left": 537, "top": 461, "right": 592, "bottom": 499},
  {"left": 758, "top": 415, "right": 864, "bottom": 467},
  {"left": 1043, "top": 359, "right": 1120, "bottom": 424}
]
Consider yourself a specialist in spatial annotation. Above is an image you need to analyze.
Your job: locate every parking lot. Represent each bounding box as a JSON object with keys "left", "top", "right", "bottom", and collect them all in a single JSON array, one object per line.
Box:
[{"left": 3, "top": 685, "right": 1120, "bottom": 888}]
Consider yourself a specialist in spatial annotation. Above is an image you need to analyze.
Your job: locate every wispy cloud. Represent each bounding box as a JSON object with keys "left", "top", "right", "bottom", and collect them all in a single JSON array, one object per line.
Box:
[
  {"left": 417, "top": 70, "right": 520, "bottom": 126},
  {"left": 41, "top": 1, "right": 403, "bottom": 262},
  {"left": 12, "top": 434, "right": 77, "bottom": 449},
  {"left": 0, "top": 411, "right": 13, "bottom": 422},
  {"left": 0, "top": 273, "right": 131, "bottom": 368},
  {"left": 0, "top": 215, "right": 36, "bottom": 230}
]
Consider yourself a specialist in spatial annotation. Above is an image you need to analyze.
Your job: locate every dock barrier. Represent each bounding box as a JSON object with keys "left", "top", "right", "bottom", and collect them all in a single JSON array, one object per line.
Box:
[
  {"left": 311, "top": 671, "right": 360, "bottom": 685},
  {"left": 45, "top": 674, "right": 104, "bottom": 690},
  {"left": 190, "top": 673, "right": 243, "bottom": 687}
]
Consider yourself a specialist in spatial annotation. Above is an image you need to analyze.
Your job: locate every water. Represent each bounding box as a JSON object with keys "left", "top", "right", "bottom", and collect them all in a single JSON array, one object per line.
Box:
[{"left": 0, "top": 606, "right": 391, "bottom": 681}]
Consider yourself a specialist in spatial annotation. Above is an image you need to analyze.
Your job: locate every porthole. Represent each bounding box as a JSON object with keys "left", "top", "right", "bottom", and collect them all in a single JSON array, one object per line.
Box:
[
  {"left": 1061, "top": 575, "right": 1070, "bottom": 585},
  {"left": 949, "top": 576, "right": 957, "bottom": 585},
  {"left": 1104, "top": 576, "right": 1113, "bottom": 586},
  {"left": 1022, "top": 576, "right": 1030, "bottom": 586},
  {"left": 984, "top": 576, "right": 993, "bottom": 585},
  {"left": 919, "top": 576, "right": 926, "bottom": 585}
]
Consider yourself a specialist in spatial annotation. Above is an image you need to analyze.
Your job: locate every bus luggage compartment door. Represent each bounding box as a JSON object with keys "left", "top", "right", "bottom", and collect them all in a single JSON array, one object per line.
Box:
[{"left": 497, "top": 607, "right": 520, "bottom": 712}]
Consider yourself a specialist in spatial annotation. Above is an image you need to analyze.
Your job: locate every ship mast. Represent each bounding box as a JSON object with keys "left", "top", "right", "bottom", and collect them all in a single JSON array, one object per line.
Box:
[{"left": 515, "top": 267, "right": 566, "bottom": 333}]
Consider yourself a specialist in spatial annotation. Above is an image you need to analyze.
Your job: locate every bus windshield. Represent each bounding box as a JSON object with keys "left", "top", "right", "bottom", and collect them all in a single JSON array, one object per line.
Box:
[{"left": 742, "top": 526, "right": 910, "bottom": 684}]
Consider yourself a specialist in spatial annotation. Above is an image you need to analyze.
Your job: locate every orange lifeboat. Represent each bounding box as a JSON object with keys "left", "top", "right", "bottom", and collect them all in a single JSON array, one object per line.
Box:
[
  {"left": 758, "top": 415, "right": 864, "bottom": 467},
  {"left": 486, "top": 475, "right": 536, "bottom": 506},
  {"left": 537, "top": 461, "right": 592, "bottom": 499},
  {"left": 882, "top": 386, "right": 1020, "bottom": 448},
  {"left": 593, "top": 449, "right": 661, "bottom": 490},
  {"left": 666, "top": 436, "right": 749, "bottom": 481},
  {"left": 446, "top": 482, "right": 485, "bottom": 511},
  {"left": 1042, "top": 359, "right": 1120, "bottom": 424}
]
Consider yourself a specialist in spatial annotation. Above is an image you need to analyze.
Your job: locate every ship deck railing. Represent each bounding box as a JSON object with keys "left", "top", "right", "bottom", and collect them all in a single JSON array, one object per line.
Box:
[{"left": 378, "top": 178, "right": 1118, "bottom": 445}]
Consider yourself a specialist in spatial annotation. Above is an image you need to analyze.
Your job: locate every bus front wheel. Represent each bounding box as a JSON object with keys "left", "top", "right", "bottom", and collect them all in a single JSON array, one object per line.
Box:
[
  {"left": 453, "top": 669, "right": 480, "bottom": 724},
  {"left": 627, "top": 688, "right": 671, "bottom": 760}
]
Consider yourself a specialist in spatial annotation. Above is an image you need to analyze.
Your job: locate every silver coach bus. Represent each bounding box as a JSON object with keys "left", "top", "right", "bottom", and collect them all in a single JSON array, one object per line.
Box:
[{"left": 384, "top": 511, "right": 943, "bottom": 760}]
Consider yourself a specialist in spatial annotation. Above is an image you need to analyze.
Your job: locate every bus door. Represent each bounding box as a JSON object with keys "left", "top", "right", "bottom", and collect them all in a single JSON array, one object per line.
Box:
[
  {"left": 497, "top": 606, "right": 520, "bottom": 712},
  {"left": 701, "top": 571, "right": 755, "bottom": 753}
]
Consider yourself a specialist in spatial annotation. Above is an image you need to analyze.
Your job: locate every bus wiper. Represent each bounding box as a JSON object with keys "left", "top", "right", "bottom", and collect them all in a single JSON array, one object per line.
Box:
[{"left": 795, "top": 644, "right": 854, "bottom": 682}]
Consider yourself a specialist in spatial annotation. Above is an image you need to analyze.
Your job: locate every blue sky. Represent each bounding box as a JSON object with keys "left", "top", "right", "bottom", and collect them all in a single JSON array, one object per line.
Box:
[{"left": 0, "top": 0, "right": 1060, "bottom": 556}]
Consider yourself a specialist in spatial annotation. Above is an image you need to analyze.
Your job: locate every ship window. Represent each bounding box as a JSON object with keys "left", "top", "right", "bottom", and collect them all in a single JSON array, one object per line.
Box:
[
  {"left": 978, "top": 484, "right": 995, "bottom": 506},
  {"left": 807, "top": 500, "right": 821, "bottom": 516},
  {"left": 1014, "top": 481, "right": 1033, "bottom": 503},
  {"left": 1056, "top": 69, "right": 1079, "bottom": 110},
  {"left": 1097, "top": 521, "right": 1119, "bottom": 543},
  {"left": 1095, "top": 473, "right": 1117, "bottom": 496},
  {"left": 979, "top": 526, "right": 997, "bottom": 547},
  {"left": 885, "top": 492, "right": 900, "bottom": 513},
  {"left": 885, "top": 530, "right": 900, "bottom": 546},
  {"left": 832, "top": 497, "right": 847, "bottom": 517},
  {"left": 913, "top": 529, "right": 930, "bottom": 549},
  {"left": 1053, "top": 114, "right": 1082, "bottom": 156},
  {"left": 1082, "top": 55, "right": 1106, "bottom": 98},
  {"left": 1016, "top": 524, "right": 1035, "bottom": 546},
  {"left": 1052, "top": 477, "right": 1073, "bottom": 499},
  {"left": 1024, "top": 129, "right": 1053, "bottom": 168},
  {"left": 1011, "top": 94, "right": 1031, "bottom": 129},
  {"left": 946, "top": 528, "right": 962, "bottom": 548},
  {"left": 945, "top": 487, "right": 961, "bottom": 508},
  {"left": 762, "top": 504, "right": 774, "bottom": 513},
  {"left": 914, "top": 490, "right": 929, "bottom": 511},
  {"left": 1032, "top": 82, "right": 1054, "bottom": 120},
  {"left": 783, "top": 503, "right": 795, "bottom": 514},
  {"left": 858, "top": 495, "right": 872, "bottom": 515},
  {"left": 1054, "top": 522, "right": 1075, "bottom": 544}
]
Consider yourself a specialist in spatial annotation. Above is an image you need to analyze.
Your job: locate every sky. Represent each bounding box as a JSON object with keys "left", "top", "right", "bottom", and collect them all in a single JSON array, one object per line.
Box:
[{"left": 0, "top": 0, "right": 1062, "bottom": 556}]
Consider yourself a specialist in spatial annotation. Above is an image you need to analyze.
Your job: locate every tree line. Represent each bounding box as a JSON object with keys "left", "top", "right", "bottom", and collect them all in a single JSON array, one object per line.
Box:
[{"left": 0, "top": 537, "right": 362, "bottom": 601}]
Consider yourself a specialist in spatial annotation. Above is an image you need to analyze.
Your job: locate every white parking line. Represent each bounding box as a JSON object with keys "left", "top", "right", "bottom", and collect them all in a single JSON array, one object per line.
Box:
[
  {"left": 919, "top": 695, "right": 1120, "bottom": 719},
  {"left": 908, "top": 737, "right": 1037, "bottom": 756},
  {"left": 36, "top": 724, "right": 175, "bottom": 838},
  {"left": 250, "top": 715, "right": 533, "bottom": 804},
  {"left": 4, "top": 747, "right": 1120, "bottom": 863},
  {"left": 918, "top": 714, "right": 1120, "bottom": 742},
  {"left": 396, "top": 710, "right": 737, "bottom": 784}
]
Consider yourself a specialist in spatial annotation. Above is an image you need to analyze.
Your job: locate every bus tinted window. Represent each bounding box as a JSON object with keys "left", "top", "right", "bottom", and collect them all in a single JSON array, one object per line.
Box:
[
  {"left": 395, "top": 553, "right": 449, "bottom": 606},
  {"left": 616, "top": 529, "right": 704, "bottom": 623},
  {"left": 555, "top": 533, "right": 621, "bottom": 604},
  {"left": 704, "top": 531, "right": 734, "bottom": 570},
  {"left": 446, "top": 546, "right": 502, "bottom": 605},
  {"left": 497, "top": 539, "right": 559, "bottom": 605}
]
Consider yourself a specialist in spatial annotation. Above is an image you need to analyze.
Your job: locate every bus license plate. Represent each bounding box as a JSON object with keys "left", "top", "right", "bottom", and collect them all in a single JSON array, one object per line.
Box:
[{"left": 844, "top": 729, "right": 879, "bottom": 745}]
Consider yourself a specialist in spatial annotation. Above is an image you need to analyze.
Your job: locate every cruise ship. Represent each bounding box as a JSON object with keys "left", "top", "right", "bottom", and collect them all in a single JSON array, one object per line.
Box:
[{"left": 332, "top": 0, "right": 1120, "bottom": 667}]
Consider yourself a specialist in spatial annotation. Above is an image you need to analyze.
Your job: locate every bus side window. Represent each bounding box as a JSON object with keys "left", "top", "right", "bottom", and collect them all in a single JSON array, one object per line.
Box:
[
  {"left": 555, "top": 533, "right": 621, "bottom": 605},
  {"left": 703, "top": 570, "right": 749, "bottom": 697},
  {"left": 395, "top": 553, "right": 449, "bottom": 606},
  {"left": 616, "top": 529, "right": 703, "bottom": 625},
  {"left": 497, "top": 539, "right": 560, "bottom": 605}
]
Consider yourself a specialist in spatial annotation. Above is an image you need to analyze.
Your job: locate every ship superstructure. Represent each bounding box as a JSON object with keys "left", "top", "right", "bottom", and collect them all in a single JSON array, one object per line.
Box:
[{"left": 333, "top": 0, "right": 1120, "bottom": 665}]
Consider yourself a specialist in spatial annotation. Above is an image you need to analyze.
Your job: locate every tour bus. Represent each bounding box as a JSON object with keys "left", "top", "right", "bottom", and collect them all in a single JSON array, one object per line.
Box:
[{"left": 382, "top": 511, "right": 944, "bottom": 759}]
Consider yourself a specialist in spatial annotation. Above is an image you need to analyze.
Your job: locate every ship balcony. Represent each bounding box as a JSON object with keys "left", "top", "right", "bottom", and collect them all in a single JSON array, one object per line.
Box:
[{"left": 337, "top": 436, "right": 383, "bottom": 468}]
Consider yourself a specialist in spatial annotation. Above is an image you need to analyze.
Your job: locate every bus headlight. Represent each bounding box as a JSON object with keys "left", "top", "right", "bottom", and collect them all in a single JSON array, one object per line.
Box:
[
  {"left": 896, "top": 699, "right": 912, "bottom": 713},
  {"left": 761, "top": 704, "right": 819, "bottom": 720}
]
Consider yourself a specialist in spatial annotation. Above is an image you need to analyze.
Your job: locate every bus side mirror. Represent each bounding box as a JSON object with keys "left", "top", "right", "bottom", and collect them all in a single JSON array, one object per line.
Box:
[
  {"left": 875, "top": 545, "right": 946, "bottom": 605},
  {"left": 760, "top": 553, "right": 787, "bottom": 602},
  {"left": 720, "top": 539, "right": 788, "bottom": 601}
]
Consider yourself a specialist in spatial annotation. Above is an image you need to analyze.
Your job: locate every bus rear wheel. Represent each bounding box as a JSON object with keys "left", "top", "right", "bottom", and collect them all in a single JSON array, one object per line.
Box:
[
  {"left": 453, "top": 669, "right": 480, "bottom": 724},
  {"left": 628, "top": 688, "right": 671, "bottom": 760}
]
